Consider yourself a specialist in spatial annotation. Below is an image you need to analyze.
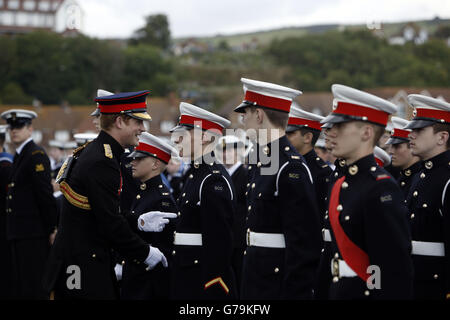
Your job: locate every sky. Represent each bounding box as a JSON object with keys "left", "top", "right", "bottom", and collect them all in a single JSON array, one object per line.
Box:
[{"left": 76, "top": 0, "right": 450, "bottom": 39}]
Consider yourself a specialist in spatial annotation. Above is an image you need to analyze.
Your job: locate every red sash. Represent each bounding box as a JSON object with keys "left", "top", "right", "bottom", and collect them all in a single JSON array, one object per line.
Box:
[{"left": 329, "top": 176, "right": 370, "bottom": 281}]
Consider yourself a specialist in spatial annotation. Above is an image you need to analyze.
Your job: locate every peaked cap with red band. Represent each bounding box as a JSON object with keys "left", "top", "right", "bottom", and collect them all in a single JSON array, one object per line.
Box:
[
  {"left": 94, "top": 90, "right": 151, "bottom": 121},
  {"left": 386, "top": 116, "right": 411, "bottom": 145},
  {"left": 91, "top": 89, "right": 114, "bottom": 117},
  {"left": 128, "top": 132, "right": 178, "bottom": 164},
  {"left": 234, "top": 78, "right": 302, "bottom": 113},
  {"left": 286, "top": 102, "right": 324, "bottom": 133},
  {"left": 374, "top": 146, "right": 391, "bottom": 167},
  {"left": 405, "top": 94, "right": 450, "bottom": 130},
  {"left": 321, "top": 84, "right": 397, "bottom": 127},
  {"left": 170, "top": 102, "right": 230, "bottom": 135}
]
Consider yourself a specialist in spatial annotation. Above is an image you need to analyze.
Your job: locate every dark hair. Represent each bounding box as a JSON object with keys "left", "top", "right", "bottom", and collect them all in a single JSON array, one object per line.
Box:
[
  {"left": 299, "top": 128, "right": 321, "bottom": 146},
  {"left": 100, "top": 114, "right": 131, "bottom": 131},
  {"left": 432, "top": 123, "right": 450, "bottom": 149},
  {"left": 248, "top": 106, "right": 289, "bottom": 129}
]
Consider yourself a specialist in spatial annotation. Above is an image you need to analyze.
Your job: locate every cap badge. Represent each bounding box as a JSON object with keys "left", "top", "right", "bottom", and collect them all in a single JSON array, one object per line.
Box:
[
  {"left": 425, "top": 161, "right": 433, "bottom": 170},
  {"left": 413, "top": 109, "right": 417, "bottom": 117}
]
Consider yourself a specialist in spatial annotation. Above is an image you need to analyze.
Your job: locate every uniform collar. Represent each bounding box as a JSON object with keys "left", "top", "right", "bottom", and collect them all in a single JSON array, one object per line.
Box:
[
  {"left": 401, "top": 161, "right": 422, "bottom": 177},
  {"left": 344, "top": 154, "right": 378, "bottom": 177},
  {"left": 140, "top": 174, "right": 164, "bottom": 191},
  {"left": 303, "top": 148, "right": 318, "bottom": 161},
  {"left": 15, "top": 137, "right": 33, "bottom": 155},
  {"left": 226, "top": 161, "right": 242, "bottom": 176},
  {"left": 98, "top": 130, "right": 124, "bottom": 160},
  {"left": 422, "top": 149, "right": 450, "bottom": 171}
]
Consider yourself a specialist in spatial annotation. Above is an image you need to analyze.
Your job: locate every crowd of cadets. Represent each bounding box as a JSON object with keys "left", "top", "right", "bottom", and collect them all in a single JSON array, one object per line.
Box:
[{"left": 0, "top": 79, "right": 448, "bottom": 300}]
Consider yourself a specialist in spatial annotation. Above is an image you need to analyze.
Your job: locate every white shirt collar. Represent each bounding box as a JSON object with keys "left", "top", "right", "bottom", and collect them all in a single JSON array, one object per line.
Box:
[
  {"left": 16, "top": 137, "right": 33, "bottom": 155},
  {"left": 226, "top": 161, "right": 242, "bottom": 176}
]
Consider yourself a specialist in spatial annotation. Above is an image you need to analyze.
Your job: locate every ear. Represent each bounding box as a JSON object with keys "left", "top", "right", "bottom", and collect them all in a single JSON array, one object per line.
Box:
[
  {"left": 115, "top": 116, "right": 124, "bottom": 129},
  {"left": 303, "top": 131, "right": 313, "bottom": 144},
  {"left": 360, "top": 124, "right": 373, "bottom": 142},
  {"left": 437, "top": 131, "right": 449, "bottom": 146},
  {"left": 152, "top": 158, "right": 160, "bottom": 170},
  {"left": 256, "top": 108, "right": 264, "bottom": 125}
]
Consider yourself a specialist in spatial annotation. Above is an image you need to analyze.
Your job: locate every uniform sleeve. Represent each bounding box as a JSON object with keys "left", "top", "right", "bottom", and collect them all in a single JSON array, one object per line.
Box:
[
  {"left": 30, "top": 151, "right": 57, "bottom": 234},
  {"left": 443, "top": 178, "right": 450, "bottom": 298},
  {"left": 364, "top": 179, "right": 414, "bottom": 299},
  {"left": 86, "top": 160, "right": 149, "bottom": 262},
  {"left": 278, "top": 161, "right": 322, "bottom": 299},
  {"left": 200, "top": 174, "right": 235, "bottom": 299}
]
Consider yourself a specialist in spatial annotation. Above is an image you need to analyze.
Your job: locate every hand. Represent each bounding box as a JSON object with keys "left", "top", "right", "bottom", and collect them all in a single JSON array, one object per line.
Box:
[
  {"left": 114, "top": 264, "right": 123, "bottom": 281},
  {"left": 137, "top": 211, "right": 177, "bottom": 232},
  {"left": 144, "top": 246, "right": 168, "bottom": 270}
]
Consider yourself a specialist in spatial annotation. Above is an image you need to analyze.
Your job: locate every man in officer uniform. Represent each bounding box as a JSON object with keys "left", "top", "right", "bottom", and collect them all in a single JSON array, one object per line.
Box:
[
  {"left": 0, "top": 125, "right": 13, "bottom": 298},
  {"left": 120, "top": 132, "right": 178, "bottom": 300},
  {"left": 0, "top": 109, "right": 57, "bottom": 299},
  {"left": 404, "top": 94, "right": 450, "bottom": 300},
  {"left": 170, "top": 102, "right": 237, "bottom": 300},
  {"left": 217, "top": 135, "right": 248, "bottom": 297},
  {"left": 235, "top": 78, "right": 322, "bottom": 300},
  {"left": 286, "top": 104, "right": 332, "bottom": 220},
  {"left": 386, "top": 117, "right": 421, "bottom": 199},
  {"left": 44, "top": 91, "right": 176, "bottom": 299},
  {"left": 315, "top": 84, "right": 413, "bottom": 299}
]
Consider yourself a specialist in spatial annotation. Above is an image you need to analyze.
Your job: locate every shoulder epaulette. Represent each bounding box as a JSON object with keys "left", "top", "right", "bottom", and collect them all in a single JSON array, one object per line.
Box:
[
  {"left": 72, "top": 141, "right": 92, "bottom": 157},
  {"left": 32, "top": 150, "right": 44, "bottom": 156},
  {"left": 103, "top": 144, "right": 113, "bottom": 159}
]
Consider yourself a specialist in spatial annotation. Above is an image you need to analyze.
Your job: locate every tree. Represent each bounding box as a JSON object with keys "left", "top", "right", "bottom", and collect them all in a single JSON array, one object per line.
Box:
[{"left": 129, "top": 14, "right": 171, "bottom": 50}]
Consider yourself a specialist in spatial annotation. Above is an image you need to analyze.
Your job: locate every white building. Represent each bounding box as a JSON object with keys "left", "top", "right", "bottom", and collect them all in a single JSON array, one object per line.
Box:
[{"left": 0, "top": 0, "right": 83, "bottom": 35}]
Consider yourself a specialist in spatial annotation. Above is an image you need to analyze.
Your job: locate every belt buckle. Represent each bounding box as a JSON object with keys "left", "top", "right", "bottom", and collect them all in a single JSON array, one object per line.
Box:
[{"left": 331, "top": 258, "right": 340, "bottom": 279}]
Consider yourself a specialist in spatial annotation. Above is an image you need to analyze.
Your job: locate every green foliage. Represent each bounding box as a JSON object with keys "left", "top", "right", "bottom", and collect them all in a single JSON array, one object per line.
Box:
[
  {"left": 0, "top": 82, "right": 32, "bottom": 105},
  {"left": 265, "top": 30, "right": 450, "bottom": 91},
  {"left": 129, "top": 14, "right": 171, "bottom": 50}
]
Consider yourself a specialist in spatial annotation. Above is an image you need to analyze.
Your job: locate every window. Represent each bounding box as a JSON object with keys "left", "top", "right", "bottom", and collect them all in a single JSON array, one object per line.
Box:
[
  {"left": 17, "top": 12, "right": 28, "bottom": 26},
  {"left": 2, "top": 12, "right": 14, "bottom": 25},
  {"left": 39, "top": 0, "right": 50, "bottom": 11},
  {"left": 23, "top": 0, "right": 36, "bottom": 10},
  {"left": 8, "top": 0, "right": 19, "bottom": 10}
]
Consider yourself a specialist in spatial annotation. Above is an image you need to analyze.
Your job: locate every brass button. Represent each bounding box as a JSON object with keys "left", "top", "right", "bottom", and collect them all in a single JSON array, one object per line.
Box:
[
  {"left": 251, "top": 183, "right": 256, "bottom": 189},
  {"left": 410, "top": 213, "right": 415, "bottom": 219},
  {"left": 324, "top": 215, "right": 328, "bottom": 220},
  {"left": 263, "top": 146, "right": 269, "bottom": 155},
  {"left": 344, "top": 216, "right": 350, "bottom": 221},
  {"left": 425, "top": 161, "right": 433, "bottom": 170},
  {"left": 248, "top": 166, "right": 252, "bottom": 170},
  {"left": 401, "top": 182, "right": 406, "bottom": 186},
  {"left": 177, "top": 212, "right": 181, "bottom": 217},
  {"left": 245, "top": 191, "right": 248, "bottom": 196},
  {"left": 341, "top": 182, "right": 348, "bottom": 189},
  {"left": 433, "top": 274, "right": 439, "bottom": 279},
  {"left": 285, "top": 146, "right": 290, "bottom": 151},
  {"left": 258, "top": 193, "right": 262, "bottom": 198},
  {"left": 337, "top": 204, "right": 343, "bottom": 211},
  {"left": 257, "top": 162, "right": 262, "bottom": 167},
  {"left": 194, "top": 260, "right": 198, "bottom": 264},
  {"left": 189, "top": 174, "right": 194, "bottom": 179},
  {"left": 182, "top": 193, "right": 186, "bottom": 197},
  {"left": 185, "top": 200, "right": 189, "bottom": 204},
  {"left": 121, "top": 260, "right": 125, "bottom": 265},
  {"left": 420, "top": 173, "right": 426, "bottom": 179},
  {"left": 316, "top": 157, "right": 321, "bottom": 161},
  {"left": 92, "top": 254, "right": 96, "bottom": 258},
  {"left": 158, "top": 184, "right": 163, "bottom": 188},
  {"left": 349, "top": 165, "right": 358, "bottom": 175},
  {"left": 247, "top": 183, "right": 250, "bottom": 187},
  {"left": 334, "top": 253, "right": 339, "bottom": 259},
  {"left": 274, "top": 267, "right": 279, "bottom": 273},
  {"left": 244, "top": 250, "right": 247, "bottom": 255},
  {"left": 404, "top": 169, "right": 411, "bottom": 177},
  {"left": 422, "top": 203, "right": 428, "bottom": 208},
  {"left": 332, "top": 276, "right": 339, "bottom": 283},
  {"left": 334, "top": 172, "right": 338, "bottom": 177},
  {"left": 370, "top": 166, "right": 376, "bottom": 172},
  {"left": 172, "top": 250, "right": 176, "bottom": 256},
  {"left": 413, "top": 191, "right": 418, "bottom": 197},
  {"left": 321, "top": 248, "right": 325, "bottom": 253},
  {"left": 140, "top": 183, "right": 146, "bottom": 190},
  {"left": 136, "top": 194, "right": 141, "bottom": 200},
  {"left": 248, "top": 205, "right": 252, "bottom": 211},
  {"left": 8, "top": 195, "right": 12, "bottom": 199},
  {"left": 364, "top": 290, "right": 370, "bottom": 296}
]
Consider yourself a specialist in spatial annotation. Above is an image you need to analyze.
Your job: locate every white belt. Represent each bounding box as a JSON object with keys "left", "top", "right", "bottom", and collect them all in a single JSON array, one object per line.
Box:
[
  {"left": 173, "top": 232, "right": 203, "bottom": 246},
  {"left": 412, "top": 241, "right": 445, "bottom": 257},
  {"left": 331, "top": 258, "right": 357, "bottom": 278},
  {"left": 322, "top": 228, "right": 331, "bottom": 242},
  {"left": 246, "top": 231, "right": 286, "bottom": 248}
]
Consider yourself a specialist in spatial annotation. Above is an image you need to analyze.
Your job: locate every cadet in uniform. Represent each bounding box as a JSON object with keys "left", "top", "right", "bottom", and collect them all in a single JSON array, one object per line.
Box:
[
  {"left": 0, "top": 125, "right": 13, "bottom": 299},
  {"left": 170, "top": 102, "right": 237, "bottom": 300},
  {"left": 217, "top": 135, "right": 248, "bottom": 297},
  {"left": 316, "top": 84, "right": 413, "bottom": 299},
  {"left": 1, "top": 109, "right": 57, "bottom": 299},
  {"left": 385, "top": 117, "right": 421, "bottom": 199},
  {"left": 404, "top": 94, "right": 450, "bottom": 300},
  {"left": 120, "top": 132, "right": 178, "bottom": 300},
  {"left": 235, "top": 78, "right": 322, "bottom": 300},
  {"left": 44, "top": 91, "right": 175, "bottom": 299},
  {"left": 286, "top": 104, "right": 332, "bottom": 220}
]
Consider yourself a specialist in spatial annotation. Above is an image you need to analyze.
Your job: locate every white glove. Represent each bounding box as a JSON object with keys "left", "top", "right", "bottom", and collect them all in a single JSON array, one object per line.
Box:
[
  {"left": 114, "top": 263, "right": 123, "bottom": 281},
  {"left": 137, "top": 211, "right": 177, "bottom": 232},
  {"left": 144, "top": 246, "right": 168, "bottom": 270}
]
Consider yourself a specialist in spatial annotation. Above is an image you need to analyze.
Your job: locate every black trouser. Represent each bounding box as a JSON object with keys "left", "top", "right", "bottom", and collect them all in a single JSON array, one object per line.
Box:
[{"left": 10, "top": 236, "right": 49, "bottom": 299}]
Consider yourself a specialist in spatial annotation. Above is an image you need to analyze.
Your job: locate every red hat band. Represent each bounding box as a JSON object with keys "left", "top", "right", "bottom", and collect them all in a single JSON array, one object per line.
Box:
[
  {"left": 99, "top": 102, "right": 147, "bottom": 114},
  {"left": 179, "top": 115, "right": 223, "bottom": 133},
  {"left": 288, "top": 117, "right": 322, "bottom": 131},
  {"left": 245, "top": 90, "right": 292, "bottom": 112},
  {"left": 392, "top": 128, "right": 410, "bottom": 139},
  {"left": 333, "top": 101, "right": 390, "bottom": 126},
  {"left": 136, "top": 143, "right": 171, "bottom": 163},
  {"left": 414, "top": 108, "right": 450, "bottom": 123}
]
